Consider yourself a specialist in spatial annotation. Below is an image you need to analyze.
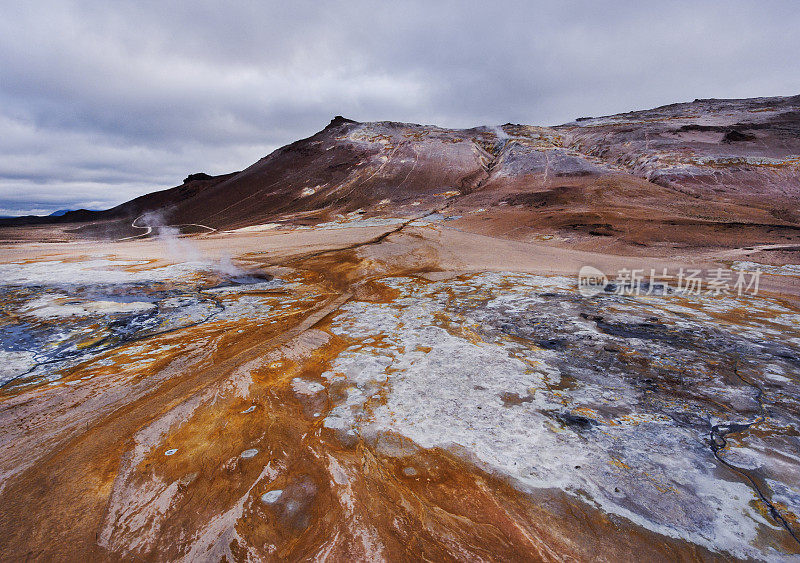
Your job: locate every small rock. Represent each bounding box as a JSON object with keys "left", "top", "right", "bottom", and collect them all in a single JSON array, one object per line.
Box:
[{"left": 261, "top": 489, "right": 283, "bottom": 504}]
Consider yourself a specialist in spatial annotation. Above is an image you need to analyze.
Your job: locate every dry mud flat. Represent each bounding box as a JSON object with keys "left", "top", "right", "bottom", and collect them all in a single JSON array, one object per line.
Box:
[{"left": 1, "top": 225, "right": 800, "bottom": 561}]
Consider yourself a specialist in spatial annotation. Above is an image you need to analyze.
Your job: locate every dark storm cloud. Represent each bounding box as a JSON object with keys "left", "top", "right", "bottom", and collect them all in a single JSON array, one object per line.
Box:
[{"left": 1, "top": 0, "right": 798, "bottom": 215}]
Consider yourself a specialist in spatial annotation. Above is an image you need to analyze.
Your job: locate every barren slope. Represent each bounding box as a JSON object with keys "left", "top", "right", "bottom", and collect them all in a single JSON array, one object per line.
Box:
[{"left": 3, "top": 95, "right": 799, "bottom": 253}]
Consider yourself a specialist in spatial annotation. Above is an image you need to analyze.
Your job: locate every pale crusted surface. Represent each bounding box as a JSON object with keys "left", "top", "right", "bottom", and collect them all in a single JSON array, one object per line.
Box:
[{"left": 0, "top": 237, "right": 797, "bottom": 560}]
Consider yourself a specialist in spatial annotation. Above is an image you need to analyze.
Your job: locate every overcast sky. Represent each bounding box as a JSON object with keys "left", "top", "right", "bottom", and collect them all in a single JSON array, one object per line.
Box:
[{"left": 1, "top": 1, "right": 798, "bottom": 215}]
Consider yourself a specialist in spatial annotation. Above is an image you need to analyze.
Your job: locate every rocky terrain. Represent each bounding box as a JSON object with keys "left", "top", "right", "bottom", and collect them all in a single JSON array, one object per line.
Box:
[{"left": 1, "top": 95, "right": 799, "bottom": 560}]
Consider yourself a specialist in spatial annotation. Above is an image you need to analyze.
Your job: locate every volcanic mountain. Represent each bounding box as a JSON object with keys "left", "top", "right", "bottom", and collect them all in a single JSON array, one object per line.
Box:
[{"left": 4, "top": 95, "right": 800, "bottom": 252}]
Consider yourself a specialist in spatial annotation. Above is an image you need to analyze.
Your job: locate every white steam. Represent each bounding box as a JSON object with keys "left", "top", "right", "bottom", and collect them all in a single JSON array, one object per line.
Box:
[
  {"left": 140, "top": 211, "right": 248, "bottom": 278},
  {"left": 156, "top": 225, "right": 203, "bottom": 263},
  {"left": 491, "top": 125, "right": 509, "bottom": 141}
]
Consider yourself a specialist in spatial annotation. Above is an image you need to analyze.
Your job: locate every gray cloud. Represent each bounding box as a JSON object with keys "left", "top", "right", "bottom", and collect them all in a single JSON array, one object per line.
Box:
[{"left": 1, "top": 0, "right": 798, "bottom": 215}]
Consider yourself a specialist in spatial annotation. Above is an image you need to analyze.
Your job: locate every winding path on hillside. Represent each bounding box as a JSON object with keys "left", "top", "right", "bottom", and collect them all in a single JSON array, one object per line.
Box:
[{"left": 116, "top": 214, "right": 217, "bottom": 241}]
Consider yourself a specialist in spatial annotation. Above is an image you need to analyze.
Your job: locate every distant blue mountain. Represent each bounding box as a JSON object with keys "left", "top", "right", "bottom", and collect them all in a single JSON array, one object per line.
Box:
[{"left": 48, "top": 209, "right": 74, "bottom": 217}]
